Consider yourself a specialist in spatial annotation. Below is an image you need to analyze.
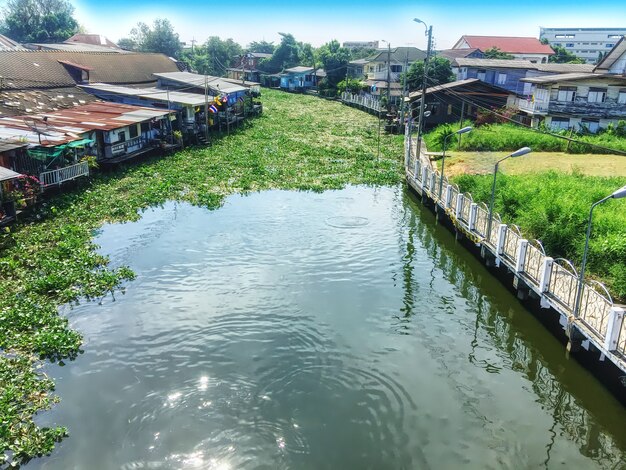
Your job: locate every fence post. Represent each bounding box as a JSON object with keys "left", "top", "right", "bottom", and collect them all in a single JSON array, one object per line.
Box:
[
  {"left": 515, "top": 239, "right": 529, "bottom": 272},
  {"left": 539, "top": 256, "right": 554, "bottom": 293},
  {"left": 455, "top": 194, "right": 463, "bottom": 219},
  {"left": 421, "top": 166, "right": 429, "bottom": 189},
  {"left": 445, "top": 185, "right": 453, "bottom": 208},
  {"left": 604, "top": 307, "right": 625, "bottom": 351},
  {"left": 495, "top": 224, "right": 507, "bottom": 256},
  {"left": 469, "top": 203, "right": 478, "bottom": 231},
  {"left": 413, "top": 159, "right": 420, "bottom": 182}
]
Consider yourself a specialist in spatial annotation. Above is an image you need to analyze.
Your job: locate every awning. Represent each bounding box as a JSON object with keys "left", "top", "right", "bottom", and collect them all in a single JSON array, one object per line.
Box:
[
  {"left": 27, "top": 146, "right": 67, "bottom": 160},
  {"left": 66, "top": 138, "right": 94, "bottom": 148}
]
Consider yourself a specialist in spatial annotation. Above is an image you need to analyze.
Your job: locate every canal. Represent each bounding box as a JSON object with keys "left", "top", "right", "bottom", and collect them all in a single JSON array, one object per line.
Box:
[{"left": 30, "top": 186, "right": 626, "bottom": 469}]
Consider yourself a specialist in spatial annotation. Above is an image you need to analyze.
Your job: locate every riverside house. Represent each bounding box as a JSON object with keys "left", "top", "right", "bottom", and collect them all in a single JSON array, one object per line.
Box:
[
  {"left": 279, "top": 67, "right": 317, "bottom": 91},
  {"left": 0, "top": 102, "right": 175, "bottom": 188},
  {"left": 512, "top": 36, "right": 626, "bottom": 131}
]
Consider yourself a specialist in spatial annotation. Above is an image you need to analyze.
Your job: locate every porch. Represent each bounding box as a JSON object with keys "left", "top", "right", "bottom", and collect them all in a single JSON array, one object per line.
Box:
[{"left": 39, "top": 161, "right": 90, "bottom": 189}]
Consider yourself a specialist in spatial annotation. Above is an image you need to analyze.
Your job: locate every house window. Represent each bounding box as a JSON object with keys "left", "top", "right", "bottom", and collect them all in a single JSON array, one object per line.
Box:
[
  {"left": 566, "top": 43, "right": 575, "bottom": 48},
  {"left": 551, "top": 117, "right": 570, "bottom": 130},
  {"left": 141, "top": 122, "right": 150, "bottom": 133},
  {"left": 390, "top": 65, "right": 402, "bottom": 73},
  {"left": 557, "top": 86, "right": 576, "bottom": 102},
  {"left": 556, "top": 34, "right": 575, "bottom": 39},
  {"left": 117, "top": 131, "right": 126, "bottom": 143},
  {"left": 581, "top": 119, "right": 600, "bottom": 133},
  {"left": 497, "top": 73, "right": 507, "bottom": 85},
  {"left": 477, "top": 69, "right": 486, "bottom": 81},
  {"left": 608, "top": 34, "right": 622, "bottom": 39},
  {"left": 129, "top": 124, "right": 139, "bottom": 139},
  {"left": 587, "top": 88, "right": 606, "bottom": 103},
  {"left": 618, "top": 90, "right": 626, "bottom": 104},
  {"left": 606, "top": 44, "right": 615, "bottom": 48}
]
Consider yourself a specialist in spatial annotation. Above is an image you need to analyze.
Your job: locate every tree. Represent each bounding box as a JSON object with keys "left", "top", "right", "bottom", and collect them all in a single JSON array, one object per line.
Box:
[
  {"left": 258, "top": 33, "right": 302, "bottom": 73},
  {"left": 549, "top": 44, "right": 586, "bottom": 64},
  {"left": 247, "top": 40, "right": 274, "bottom": 54},
  {"left": 404, "top": 57, "right": 454, "bottom": 91},
  {"left": 484, "top": 47, "right": 514, "bottom": 60},
  {"left": 0, "top": 0, "right": 79, "bottom": 43},
  {"left": 317, "top": 39, "right": 350, "bottom": 88},
  {"left": 181, "top": 36, "right": 242, "bottom": 76},
  {"left": 118, "top": 19, "right": 182, "bottom": 58}
]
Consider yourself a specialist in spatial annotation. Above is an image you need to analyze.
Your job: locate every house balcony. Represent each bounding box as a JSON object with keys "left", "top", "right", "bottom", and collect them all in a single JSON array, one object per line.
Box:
[
  {"left": 366, "top": 71, "right": 401, "bottom": 82},
  {"left": 39, "top": 161, "right": 90, "bottom": 189},
  {"left": 517, "top": 97, "right": 549, "bottom": 115}
]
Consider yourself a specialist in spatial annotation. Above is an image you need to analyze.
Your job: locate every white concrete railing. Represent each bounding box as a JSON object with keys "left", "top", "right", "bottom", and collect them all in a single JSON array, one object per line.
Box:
[
  {"left": 405, "top": 137, "right": 626, "bottom": 362},
  {"left": 40, "top": 161, "right": 90, "bottom": 188},
  {"left": 341, "top": 92, "right": 382, "bottom": 112}
]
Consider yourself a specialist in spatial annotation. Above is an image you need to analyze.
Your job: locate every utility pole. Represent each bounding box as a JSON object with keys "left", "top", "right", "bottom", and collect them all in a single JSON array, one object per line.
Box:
[
  {"left": 386, "top": 42, "right": 391, "bottom": 114},
  {"left": 416, "top": 24, "right": 433, "bottom": 156},
  {"left": 204, "top": 74, "right": 209, "bottom": 143},
  {"left": 399, "top": 49, "right": 409, "bottom": 133},
  {"left": 190, "top": 37, "right": 197, "bottom": 53}
]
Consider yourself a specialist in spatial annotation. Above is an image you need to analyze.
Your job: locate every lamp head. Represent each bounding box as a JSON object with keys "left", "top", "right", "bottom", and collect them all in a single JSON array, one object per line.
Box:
[
  {"left": 611, "top": 185, "right": 626, "bottom": 199},
  {"left": 510, "top": 147, "right": 532, "bottom": 158},
  {"left": 456, "top": 126, "right": 472, "bottom": 135}
]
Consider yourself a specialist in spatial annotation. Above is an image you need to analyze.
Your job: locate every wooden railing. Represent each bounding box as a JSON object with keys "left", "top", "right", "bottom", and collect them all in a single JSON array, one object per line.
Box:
[{"left": 40, "top": 161, "right": 89, "bottom": 188}]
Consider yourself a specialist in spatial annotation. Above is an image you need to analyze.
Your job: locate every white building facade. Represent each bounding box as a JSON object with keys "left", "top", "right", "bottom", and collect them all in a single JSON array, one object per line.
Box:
[{"left": 540, "top": 28, "right": 626, "bottom": 64}]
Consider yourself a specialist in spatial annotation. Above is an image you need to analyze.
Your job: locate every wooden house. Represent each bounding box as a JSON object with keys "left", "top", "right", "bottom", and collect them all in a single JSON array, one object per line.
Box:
[
  {"left": 279, "top": 67, "right": 317, "bottom": 91},
  {"left": 407, "top": 79, "right": 509, "bottom": 129},
  {"left": 227, "top": 52, "right": 272, "bottom": 83}
]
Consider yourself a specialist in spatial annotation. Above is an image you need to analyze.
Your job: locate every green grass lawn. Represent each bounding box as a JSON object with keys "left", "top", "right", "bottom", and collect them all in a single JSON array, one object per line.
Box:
[
  {"left": 0, "top": 89, "right": 404, "bottom": 466},
  {"left": 439, "top": 151, "right": 626, "bottom": 178}
]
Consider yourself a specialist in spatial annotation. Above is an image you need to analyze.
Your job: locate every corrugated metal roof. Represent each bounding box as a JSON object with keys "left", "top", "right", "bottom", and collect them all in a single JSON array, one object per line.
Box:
[
  {"left": 26, "top": 43, "right": 130, "bottom": 53},
  {"left": 0, "top": 102, "right": 171, "bottom": 146},
  {"left": 0, "top": 34, "right": 25, "bottom": 51},
  {"left": 0, "top": 139, "right": 28, "bottom": 153},
  {"left": 81, "top": 83, "right": 211, "bottom": 106},
  {"left": 0, "top": 86, "right": 98, "bottom": 117},
  {"left": 154, "top": 72, "right": 248, "bottom": 94},
  {"left": 521, "top": 72, "right": 626, "bottom": 84},
  {"left": 284, "top": 66, "right": 314, "bottom": 73},
  {"left": 408, "top": 78, "right": 509, "bottom": 99},
  {"left": 454, "top": 58, "right": 594, "bottom": 73},
  {"left": 595, "top": 36, "right": 626, "bottom": 71},
  {"left": 0, "top": 165, "right": 22, "bottom": 181}
]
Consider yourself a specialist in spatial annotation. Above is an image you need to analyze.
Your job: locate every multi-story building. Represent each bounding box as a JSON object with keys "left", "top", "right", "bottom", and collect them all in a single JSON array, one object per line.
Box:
[{"left": 540, "top": 27, "right": 626, "bottom": 64}]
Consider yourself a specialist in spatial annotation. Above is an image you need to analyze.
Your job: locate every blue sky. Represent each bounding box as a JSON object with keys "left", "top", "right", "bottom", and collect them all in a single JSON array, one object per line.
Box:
[{"left": 73, "top": 0, "right": 626, "bottom": 50}]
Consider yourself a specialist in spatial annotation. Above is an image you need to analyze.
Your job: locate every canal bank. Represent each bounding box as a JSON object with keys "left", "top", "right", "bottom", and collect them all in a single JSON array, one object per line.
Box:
[{"left": 404, "top": 137, "right": 626, "bottom": 404}]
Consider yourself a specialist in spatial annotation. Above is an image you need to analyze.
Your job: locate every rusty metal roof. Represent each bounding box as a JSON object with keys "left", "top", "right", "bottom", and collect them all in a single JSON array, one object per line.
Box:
[{"left": 0, "top": 102, "right": 171, "bottom": 146}]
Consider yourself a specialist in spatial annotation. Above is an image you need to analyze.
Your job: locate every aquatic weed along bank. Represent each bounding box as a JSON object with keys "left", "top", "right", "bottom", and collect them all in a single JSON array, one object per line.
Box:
[{"left": 0, "top": 89, "right": 404, "bottom": 466}]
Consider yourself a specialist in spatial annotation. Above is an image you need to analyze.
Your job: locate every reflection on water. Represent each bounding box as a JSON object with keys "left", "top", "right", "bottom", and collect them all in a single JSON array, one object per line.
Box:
[{"left": 30, "top": 186, "right": 626, "bottom": 470}]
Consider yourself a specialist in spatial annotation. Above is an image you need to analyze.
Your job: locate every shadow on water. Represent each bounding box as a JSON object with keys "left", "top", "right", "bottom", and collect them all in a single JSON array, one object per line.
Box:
[{"left": 397, "top": 187, "right": 626, "bottom": 469}]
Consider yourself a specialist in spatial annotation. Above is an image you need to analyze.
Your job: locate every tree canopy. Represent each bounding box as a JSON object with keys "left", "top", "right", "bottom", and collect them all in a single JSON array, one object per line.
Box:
[
  {"left": 483, "top": 47, "right": 514, "bottom": 60},
  {"left": 317, "top": 39, "right": 350, "bottom": 88},
  {"left": 247, "top": 40, "right": 274, "bottom": 54},
  {"left": 404, "top": 57, "right": 454, "bottom": 91},
  {"left": 182, "top": 36, "right": 243, "bottom": 75},
  {"left": 548, "top": 44, "right": 586, "bottom": 64},
  {"left": 0, "top": 0, "right": 78, "bottom": 43},
  {"left": 118, "top": 19, "right": 182, "bottom": 58},
  {"left": 258, "top": 33, "right": 313, "bottom": 74}
]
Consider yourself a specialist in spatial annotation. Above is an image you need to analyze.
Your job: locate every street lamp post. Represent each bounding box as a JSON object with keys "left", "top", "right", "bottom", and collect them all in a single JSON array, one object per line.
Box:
[
  {"left": 573, "top": 184, "right": 626, "bottom": 318},
  {"left": 439, "top": 126, "right": 473, "bottom": 200},
  {"left": 413, "top": 18, "right": 432, "bottom": 158},
  {"left": 486, "top": 147, "right": 532, "bottom": 240}
]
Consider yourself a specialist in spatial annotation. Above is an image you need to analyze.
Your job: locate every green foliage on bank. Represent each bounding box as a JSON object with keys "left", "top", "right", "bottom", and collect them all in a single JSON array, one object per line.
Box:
[
  {"left": 425, "top": 122, "right": 626, "bottom": 155},
  {"left": 0, "top": 89, "right": 404, "bottom": 466},
  {"left": 453, "top": 171, "right": 626, "bottom": 300}
]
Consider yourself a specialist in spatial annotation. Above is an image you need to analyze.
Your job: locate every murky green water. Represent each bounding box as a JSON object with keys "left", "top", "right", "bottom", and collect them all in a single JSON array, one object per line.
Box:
[{"left": 30, "top": 186, "right": 626, "bottom": 469}]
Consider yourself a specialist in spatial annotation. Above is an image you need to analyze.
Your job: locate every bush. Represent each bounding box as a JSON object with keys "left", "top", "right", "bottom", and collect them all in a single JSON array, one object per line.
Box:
[{"left": 453, "top": 171, "right": 626, "bottom": 301}]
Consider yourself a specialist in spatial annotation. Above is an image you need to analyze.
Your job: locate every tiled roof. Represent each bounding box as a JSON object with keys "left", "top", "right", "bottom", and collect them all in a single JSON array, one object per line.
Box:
[
  {"left": 367, "top": 46, "right": 426, "bottom": 63},
  {"left": 521, "top": 72, "right": 626, "bottom": 84},
  {"left": 453, "top": 58, "right": 594, "bottom": 73},
  {"left": 455, "top": 36, "right": 554, "bottom": 55},
  {"left": 25, "top": 43, "right": 130, "bottom": 53},
  {"left": 0, "top": 51, "right": 181, "bottom": 89}
]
